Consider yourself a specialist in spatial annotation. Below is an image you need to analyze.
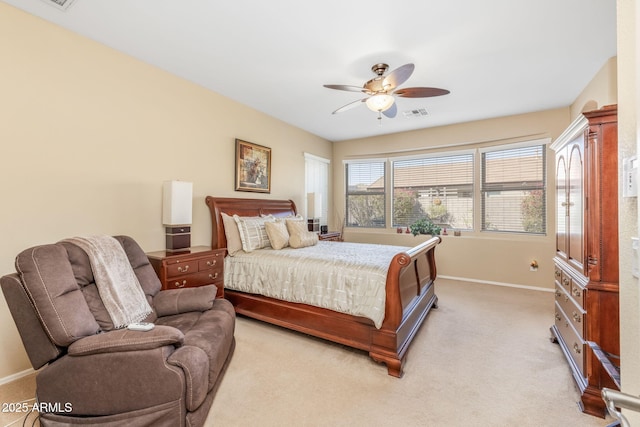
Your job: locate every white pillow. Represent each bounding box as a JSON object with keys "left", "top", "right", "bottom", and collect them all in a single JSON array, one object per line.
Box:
[
  {"left": 265, "top": 221, "right": 290, "bottom": 250},
  {"left": 234, "top": 215, "right": 273, "bottom": 252},
  {"left": 221, "top": 213, "right": 243, "bottom": 256}
]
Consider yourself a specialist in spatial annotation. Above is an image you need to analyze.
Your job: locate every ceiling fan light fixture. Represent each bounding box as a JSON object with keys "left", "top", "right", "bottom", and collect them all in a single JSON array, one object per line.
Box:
[{"left": 366, "top": 94, "right": 394, "bottom": 112}]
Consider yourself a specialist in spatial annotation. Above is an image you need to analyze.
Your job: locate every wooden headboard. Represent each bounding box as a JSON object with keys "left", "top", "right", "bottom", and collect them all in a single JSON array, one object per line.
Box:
[{"left": 205, "top": 196, "right": 297, "bottom": 249}]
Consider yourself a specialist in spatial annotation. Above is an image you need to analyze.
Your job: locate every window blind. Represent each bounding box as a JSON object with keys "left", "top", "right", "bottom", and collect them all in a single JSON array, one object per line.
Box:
[
  {"left": 481, "top": 145, "right": 546, "bottom": 234},
  {"left": 345, "top": 161, "right": 385, "bottom": 228},
  {"left": 392, "top": 154, "right": 474, "bottom": 230}
]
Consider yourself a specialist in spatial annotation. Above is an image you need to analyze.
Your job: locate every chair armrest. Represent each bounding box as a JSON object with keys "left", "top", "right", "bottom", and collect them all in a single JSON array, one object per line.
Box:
[
  {"left": 154, "top": 285, "right": 217, "bottom": 317},
  {"left": 67, "top": 325, "right": 184, "bottom": 356}
]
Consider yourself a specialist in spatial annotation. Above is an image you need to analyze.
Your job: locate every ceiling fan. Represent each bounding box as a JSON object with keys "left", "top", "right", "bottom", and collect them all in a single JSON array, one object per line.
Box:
[{"left": 323, "top": 63, "right": 450, "bottom": 121}]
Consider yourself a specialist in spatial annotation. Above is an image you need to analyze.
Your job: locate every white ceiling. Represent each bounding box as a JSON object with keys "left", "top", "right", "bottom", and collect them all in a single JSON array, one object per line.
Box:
[{"left": 2, "top": 0, "right": 617, "bottom": 142}]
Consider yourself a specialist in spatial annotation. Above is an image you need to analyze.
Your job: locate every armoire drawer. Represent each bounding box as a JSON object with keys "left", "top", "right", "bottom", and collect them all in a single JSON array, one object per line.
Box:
[
  {"left": 555, "top": 284, "right": 585, "bottom": 338},
  {"left": 554, "top": 301, "right": 585, "bottom": 375}
]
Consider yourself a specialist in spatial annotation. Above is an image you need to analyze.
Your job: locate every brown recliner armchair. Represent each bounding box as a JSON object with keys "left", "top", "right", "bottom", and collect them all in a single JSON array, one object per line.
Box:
[{"left": 1, "top": 235, "right": 235, "bottom": 426}]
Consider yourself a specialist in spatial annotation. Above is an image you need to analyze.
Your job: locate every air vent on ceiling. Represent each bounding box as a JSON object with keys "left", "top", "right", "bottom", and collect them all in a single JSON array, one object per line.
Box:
[
  {"left": 403, "top": 108, "right": 429, "bottom": 118},
  {"left": 41, "top": 0, "right": 77, "bottom": 11}
]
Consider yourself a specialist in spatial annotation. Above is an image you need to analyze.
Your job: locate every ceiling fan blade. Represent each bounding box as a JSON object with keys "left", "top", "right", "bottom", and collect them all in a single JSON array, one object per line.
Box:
[
  {"left": 382, "top": 102, "right": 397, "bottom": 118},
  {"left": 323, "top": 84, "right": 367, "bottom": 93},
  {"left": 332, "top": 98, "right": 368, "bottom": 114},
  {"left": 383, "top": 63, "right": 415, "bottom": 91},
  {"left": 394, "top": 87, "right": 450, "bottom": 98}
]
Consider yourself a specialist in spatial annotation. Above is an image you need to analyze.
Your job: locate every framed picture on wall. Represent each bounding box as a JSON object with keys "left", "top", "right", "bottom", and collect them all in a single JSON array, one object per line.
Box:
[{"left": 235, "top": 139, "right": 271, "bottom": 193}]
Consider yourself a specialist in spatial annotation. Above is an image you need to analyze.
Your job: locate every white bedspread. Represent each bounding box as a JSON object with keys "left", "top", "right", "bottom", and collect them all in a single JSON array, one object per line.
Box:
[{"left": 224, "top": 241, "right": 410, "bottom": 328}]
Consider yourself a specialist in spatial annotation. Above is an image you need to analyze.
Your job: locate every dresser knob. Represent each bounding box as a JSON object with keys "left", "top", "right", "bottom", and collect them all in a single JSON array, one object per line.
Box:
[
  {"left": 177, "top": 265, "right": 189, "bottom": 273},
  {"left": 572, "top": 288, "right": 581, "bottom": 298},
  {"left": 555, "top": 313, "right": 561, "bottom": 321},
  {"left": 209, "top": 272, "right": 219, "bottom": 280},
  {"left": 206, "top": 260, "right": 217, "bottom": 267},
  {"left": 572, "top": 311, "right": 581, "bottom": 323},
  {"left": 174, "top": 280, "right": 187, "bottom": 288},
  {"left": 573, "top": 343, "right": 581, "bottom": 354},
  {"left": 562, "top": 278, "right": 570, "bottom": 286}
]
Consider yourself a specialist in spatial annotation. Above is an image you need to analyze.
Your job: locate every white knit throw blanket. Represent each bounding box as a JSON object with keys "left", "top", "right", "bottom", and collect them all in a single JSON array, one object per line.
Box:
[{"left": 64, "top": 235, "right": 152, "bottom": 329}]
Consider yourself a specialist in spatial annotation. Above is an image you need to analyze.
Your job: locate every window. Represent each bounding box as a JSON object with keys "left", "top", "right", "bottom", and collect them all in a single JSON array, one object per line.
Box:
[
  {"left": 481, "top": 144, "right": 546, "bottom": 234},
  {"left": 304, "top": 153, "right": 330, "bottom": 226},
  {"left": 393, "top": 154, "right": 474, "bottom": 230},
  {"left": 345, "top": 161, "right": 385, "bottom": 228}
]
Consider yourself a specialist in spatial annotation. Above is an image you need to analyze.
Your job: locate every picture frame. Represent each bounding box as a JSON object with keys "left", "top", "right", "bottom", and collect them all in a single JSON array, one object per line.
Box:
[{"left": 235, "top": 139, "right": 271, "bottom": 193}]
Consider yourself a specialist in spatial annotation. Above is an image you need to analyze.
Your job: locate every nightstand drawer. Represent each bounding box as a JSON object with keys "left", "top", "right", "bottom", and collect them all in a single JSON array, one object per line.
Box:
[
  {"left": 165, "top": 271, "right": 222, "bottom": 288},
  {"left": 198, "top": 254, "right": 222, "bottom": 271},
  {"left": 166, "top": 260, "right": 198, "bottom": 278},
  {"left": 318, "top": 232, "right": 342, "bottom": 242},
  {"left": 147, "top": 246, "right": 226, "bottom": 298}
]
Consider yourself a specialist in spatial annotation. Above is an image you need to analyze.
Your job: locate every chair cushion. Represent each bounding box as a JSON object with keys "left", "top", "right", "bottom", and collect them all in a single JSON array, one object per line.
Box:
[
  {"left": 156, "top": 298, "right": 235, "bottom": 391},
  {"left": 154, "top": 285, "right": 217, "bottom": 317},
  {"left": 15, "top": 244, "right": 100, "bottom": 347}
]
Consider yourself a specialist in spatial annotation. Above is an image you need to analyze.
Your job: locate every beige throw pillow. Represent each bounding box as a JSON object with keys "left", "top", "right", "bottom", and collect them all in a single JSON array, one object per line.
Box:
[
  {"left": 285, "top": 218, "right": 318, "bottom": 249},
  {"left": 265, "top": 221, "right": 290, "bottom": 250},
  {"left": 234, "top": 215, "right": 273, "bottom": 252},
  {"left": 289, "top": 231, "right": 319, "bottom": 249},
  {"left": 221, "top": 213, "right": 243, "bottom": 256}
]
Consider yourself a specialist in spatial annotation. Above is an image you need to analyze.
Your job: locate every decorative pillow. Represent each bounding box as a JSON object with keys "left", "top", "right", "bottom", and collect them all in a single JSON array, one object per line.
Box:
[
  {"left": 285, "top": 217, "right": 307, "bottom": 236},
  {"left": 221, "top": 213, "right": 243, "bottom": 256},
  {"left": 289, "top": 230, "right": 319, "bottom": 249},
  {"left": 234, "top": 214, "right": 273, "bottom": 252},
  {"left": 265, "top": 221, "right": 290, "bottom": 250},
  {"left": 285, "top": 218, "right": 318, "bottom": 249}
]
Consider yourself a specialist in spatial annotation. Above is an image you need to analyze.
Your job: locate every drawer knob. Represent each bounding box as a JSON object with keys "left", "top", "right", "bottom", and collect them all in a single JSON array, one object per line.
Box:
[
  {"left": 573, "top": 343, "right": 581, "bottom": 354},
  {"left": 572, "top": 311, "right": 581, "bottom": 323},
  {"left": 555, "top": 313, "right": 561, "bottom": 321},
  {"left": 572, "top": 288, "right": 581, "bottom": 298},
  {"left": 206, "top": 260, "right": 217, "bottom": 267},
  {"left": 555, "top": 291, "right": 562, "bottom": 298},
  {"left": 562, "top": 278, "right": 570, "bottom": 286},
  {"left": 177, "top": 265, "right": 190, "bottom": 273},
  {"left": 555, "top": 270, "right": 561, "bottom": 278},
  {"left": 209, "top": 272, "right": 219, "bottom": 280},
  {"left": 564, "top": 295, "right": 569, "bottom": 302},
  {"left": 174, "top": 280, "right": 187, "bottom": 288}
]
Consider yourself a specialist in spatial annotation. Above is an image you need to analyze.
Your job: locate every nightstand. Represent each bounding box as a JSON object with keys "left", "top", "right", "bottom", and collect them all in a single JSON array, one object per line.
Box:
[
  {"left": 318, "top": 231, "right": 342, "bottom": 242},
  {"left": 147, "top": 246, "right": 225, "bottom": 298}
]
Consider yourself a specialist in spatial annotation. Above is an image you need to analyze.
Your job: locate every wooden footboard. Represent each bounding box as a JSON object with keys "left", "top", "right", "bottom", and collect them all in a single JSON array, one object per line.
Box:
[
  {"left": 372, "top": 236, "right": 440, "bottom": 376},
  {"left": 205, "top": 196, "right": 440, "bottom": 377}
]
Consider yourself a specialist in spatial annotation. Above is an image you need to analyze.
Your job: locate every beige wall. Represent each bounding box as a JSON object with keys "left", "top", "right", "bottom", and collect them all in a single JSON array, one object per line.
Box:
[
  {"left": 617, "top": 0, "right": 640, "bottom": 423},
  {"left": 0, "top": 4, "right": 331, "bottom": 379}
]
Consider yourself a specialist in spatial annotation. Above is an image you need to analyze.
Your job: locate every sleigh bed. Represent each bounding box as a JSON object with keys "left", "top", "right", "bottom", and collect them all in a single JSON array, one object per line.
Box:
[{"left": 205, "top": 196, "right": 440, "bottom": 377}]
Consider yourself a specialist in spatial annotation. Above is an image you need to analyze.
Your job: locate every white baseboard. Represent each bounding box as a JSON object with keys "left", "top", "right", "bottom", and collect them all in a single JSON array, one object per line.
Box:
[
  {"left": 438, "top": 275, "right": 554, "bottom": 293},
  {"left": 0, "top": 368, "right": 36, "bottom": 386}
]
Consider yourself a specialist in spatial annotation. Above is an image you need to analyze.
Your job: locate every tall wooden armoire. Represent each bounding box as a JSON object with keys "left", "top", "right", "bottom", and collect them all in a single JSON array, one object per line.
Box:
[{"left": 550, "top": 104, "right": 619, "bottom": 417}]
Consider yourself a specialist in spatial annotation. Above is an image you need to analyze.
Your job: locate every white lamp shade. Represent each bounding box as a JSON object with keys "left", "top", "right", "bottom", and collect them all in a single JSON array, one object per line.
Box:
[
  {"left": 307, "top": 192, "right": 322, "bottom": 218},
  {"left": 163, "top": 181, "right": 193, "bottom": 225}
]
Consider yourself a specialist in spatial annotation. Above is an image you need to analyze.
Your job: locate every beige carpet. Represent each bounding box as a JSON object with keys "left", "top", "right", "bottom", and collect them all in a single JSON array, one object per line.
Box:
[
  {"left": 206, "top": 278, "right": 612, "bottom": 426},
  {"left": 0, "top": 278, "right": 613, "bottom": 427}
]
